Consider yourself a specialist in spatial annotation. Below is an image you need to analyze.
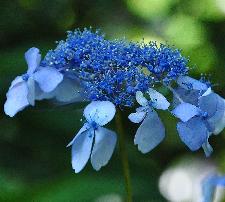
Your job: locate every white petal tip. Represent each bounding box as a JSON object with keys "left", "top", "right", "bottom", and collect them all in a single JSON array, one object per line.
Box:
[
  {"left": 73, "top": 168, "right": 82, "bottom": 174},
  {"left": 92, "top": 166, "right": 101, "bottom": 171},
  {"left": 137, "top": 147, "right": 148, "bottom": 154},
  {"left": 72, "top": 162, "right": 84, "bottom": 173},
  {"left": 4, "top": 111, "right": 15, "bottom": 118}
]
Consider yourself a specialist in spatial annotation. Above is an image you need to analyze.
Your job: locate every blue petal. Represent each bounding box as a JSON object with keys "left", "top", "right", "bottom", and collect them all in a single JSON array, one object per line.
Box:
[
  {"left": 84, "top": 101, "right": 116, "bottom": 126},
  {"left": 177, "top": 117, "right": 208, "bottom": 151},
  {"left": 67, "top": 123, "right": 90, "bottom": 147},
  {"left": 25, "top": 47, "right": 41, "bottom": 75},
  {"left": 33, "top": 67, "right": 63, "bottom": 92},
  {"left": 199, "top": 93, "right": 219, "bottom": 118},
  {"left": 9, "top": 76, "right": 24, "bottom": 89},
  {"left": 177, "top": 76, "right": 208, "bottom": 91},
  {"left": 172, "top": 102, "right": 200, "bottom": 122},
  {"left": 128, "top": 111, "right": 146, "bottom": 123},
  {"left": 207, "top": 95, "right": 225, "bottom": 135},
  {"left": 136, "top": 91, "right": 148, "bottom": 107},
  {"left": 134, "top": 110, "right": 165, "bottom": 153},
  {"left": 4, "top": 78, "right": 29, "bottom": 117},
  {"left": 35, "top": 77, "right": 84, "bottom": 103},
  {"left": 202, "top": 87, "right": 212, "bottom": 97},
  {"left": 148, "top": 88, "right": 170, "bottom": 110},
  {"left": 202, "top": 175, "right": 225, "bottom": 202},
  {"left": 136, "top": 106, "right": 148, "bottom": 112},
  {"left": 214, "top": 176, "right": 225, "bottom": 186},
  {"left": 27, "top": 78, "right": 35, "bottom": 106},
  {"left": 70, "top": 127, "right": 94, "bottom": 173},
  {"left": 199, "top": 93, "right": 225, "bottom": 134},
  {"left": 35, "top": 84, "right": 55, "bottom": 100},
  {"left": 173, "top": 87, "right": 200, "bottom": 107},
  {"left": 91, "top": 127, "right": 117, "bottom": 171},
  {"left": 212, "top": 108, "right": 225, "bottom": 135},
  {"left": 54, "top": 77, "right": 83, "bottom": 103},
  {"left": 202, "top": 139, "right": 213, "bottom": 157},
  {"left": 202, "top": 175, "right": 217, "bottom": 202}
]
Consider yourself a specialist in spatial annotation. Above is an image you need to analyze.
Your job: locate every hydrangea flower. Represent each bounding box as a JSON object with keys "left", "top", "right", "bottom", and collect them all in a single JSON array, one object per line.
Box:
[
  {"left": 202, "top": 174, "right": 225, "bottom": 202},
  {"left": 67, "top": 101, "right": 117, "bottom": 173},
  {"left": 4, "top": 47, "right": 63, "bottom": 117},
  {"left": 128, "top": 89, "right": 170, "bottom": 153},
  {"left": 3, "top": 29, "right": 225, "bottom": 175},
  {"left": 171, "top": 76, "right": 225, "bottom": 156}
]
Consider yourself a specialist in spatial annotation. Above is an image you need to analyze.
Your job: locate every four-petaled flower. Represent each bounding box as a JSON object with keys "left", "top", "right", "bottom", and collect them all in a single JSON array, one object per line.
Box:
[
  {"left": 172, "top": 76, "right": 225, "bottom": 156},
  {"left": 4, "top": 47, "right": 63, "bottom": 117},
  {"left": 67, "top": 101, "right": 117, "bottom": 173},
  {"left": 128, "top": 89, "right": 170, "bottom": 153}
]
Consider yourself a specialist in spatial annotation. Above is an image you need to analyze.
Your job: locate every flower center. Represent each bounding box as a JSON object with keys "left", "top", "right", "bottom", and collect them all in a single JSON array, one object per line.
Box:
[
  {"left": 201, "top": 111, "right": 208, "bottom": 119},
  {"left": 91, "top": 121, "right": 98, "bottom": 130},
  {"left": 22, "top": 73, "right": 29, "bottom": 81}
]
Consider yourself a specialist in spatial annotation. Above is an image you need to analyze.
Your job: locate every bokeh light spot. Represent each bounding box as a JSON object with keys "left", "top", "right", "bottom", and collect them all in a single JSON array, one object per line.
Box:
[
  {"left": 164, "top": 15, "right": 206, "bottom": 49},
  {"left": 125, "top": 0, "right": 178, "bottom": 20}
]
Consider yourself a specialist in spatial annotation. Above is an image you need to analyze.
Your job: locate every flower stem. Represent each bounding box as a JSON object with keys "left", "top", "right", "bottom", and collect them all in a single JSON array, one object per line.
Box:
[{"left": 115, "top": 109, "right": 133, "bottom": 202}]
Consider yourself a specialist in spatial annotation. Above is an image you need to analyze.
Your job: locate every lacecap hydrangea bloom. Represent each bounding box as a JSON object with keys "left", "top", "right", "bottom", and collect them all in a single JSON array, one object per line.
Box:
[{"left": 4, "top": 29, "right": 225, "bottom": 173}]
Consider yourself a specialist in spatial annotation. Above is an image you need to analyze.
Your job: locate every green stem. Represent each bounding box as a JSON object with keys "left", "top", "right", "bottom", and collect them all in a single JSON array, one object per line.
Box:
[{"left": 115, "top": 110, "right": 133, "bottom": 202}]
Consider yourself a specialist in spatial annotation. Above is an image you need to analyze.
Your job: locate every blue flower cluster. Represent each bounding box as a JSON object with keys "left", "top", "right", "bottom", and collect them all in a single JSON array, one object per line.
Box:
[
  {"left": 3, "top": 28, "right": 225, "bottom": 174},
  {"left": 41, "top": 28, "right": 188, "bottom": 106}
]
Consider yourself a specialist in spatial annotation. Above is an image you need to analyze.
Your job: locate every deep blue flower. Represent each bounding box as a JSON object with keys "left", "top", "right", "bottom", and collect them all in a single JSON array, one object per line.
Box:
[
  {"left": 41, "top": 29, "right": 189, "bottom": 107},
  {"left": 67, "top": 101, "right": 117, "bottom": 173}
]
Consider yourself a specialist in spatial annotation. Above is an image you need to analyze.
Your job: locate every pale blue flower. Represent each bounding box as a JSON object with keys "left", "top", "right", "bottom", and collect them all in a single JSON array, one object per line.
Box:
[
  {"left": 128, "top": 89, "right": 170, "bottom": 153},
  {"left": 4, "top": 47, "right": 63, "bottom": 117},
  {"left": 172, "top": 76, "right": 225, "bottom": 156},
  {"left": 202, "top": 174, "right": 225, "bottom": 202},
  {"left": 67, "top": 101, "right": 117, "bottom": 173}
]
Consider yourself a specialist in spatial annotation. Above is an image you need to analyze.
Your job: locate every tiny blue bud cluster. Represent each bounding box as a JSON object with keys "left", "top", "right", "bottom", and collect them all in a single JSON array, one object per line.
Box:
[{"left": 41, "top": 28, "right": 189, "bottom": 107}]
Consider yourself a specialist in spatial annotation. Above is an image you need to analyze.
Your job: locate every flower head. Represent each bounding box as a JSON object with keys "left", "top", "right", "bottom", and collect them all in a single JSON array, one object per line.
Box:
[{"left": 41, "top": 29, "right": 189, "bottom": 107}]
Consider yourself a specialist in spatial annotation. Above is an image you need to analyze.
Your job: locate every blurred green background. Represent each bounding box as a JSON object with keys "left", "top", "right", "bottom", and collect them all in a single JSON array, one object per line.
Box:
[{"left": 1, "top": 0, "right": 225, "bottom": 201}]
